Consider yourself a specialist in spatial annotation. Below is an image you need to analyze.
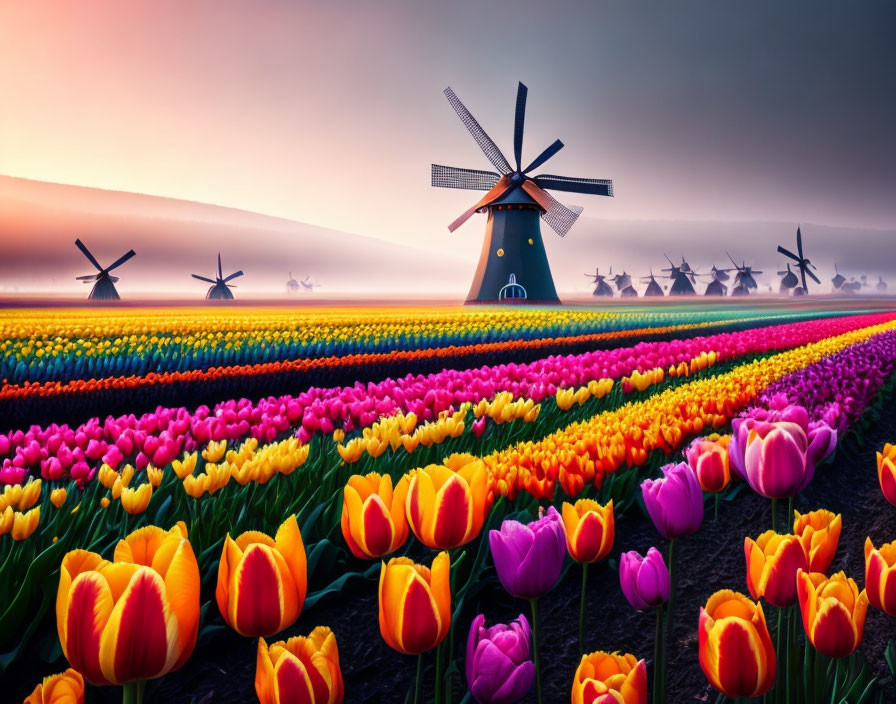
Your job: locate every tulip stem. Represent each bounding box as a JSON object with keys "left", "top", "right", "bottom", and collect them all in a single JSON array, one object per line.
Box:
[
  {"left": 653, "top": 605, "right": 665, "bottom": 704},
  {"left": 414, "top": 653, "right": 423, "bottom": 704},
  {"left": 529, "top": 598, "right": 542, "bottom": 704},
  {"left": 578, "top": 561, "right": 588, "bottom": 656},
  {"left": 435, "top": 641, "right": 444, "bottom": 704},
  {"left": 714, "top": 493, "right": 719, "bottom": 522},
  {"left": 786, "top": 497, "right": 793, "bottom": 530},
  {"left": 771, "top": 498, "right": 778, "bottom": 533},
  {"left": 663, "top": 538, "right": 677, "bottom": 704},
  {"left": 774, "top": 607, "right": 784, "bottom": 704},
  {"left": 122, "top": 680, "right": 145, "bottom": 704}
]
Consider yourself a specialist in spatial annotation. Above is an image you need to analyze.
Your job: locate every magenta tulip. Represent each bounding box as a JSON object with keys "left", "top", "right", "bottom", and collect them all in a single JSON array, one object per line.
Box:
[
  {"left": 489, "top": 507, "right": 565, "bottom": 600},
  {"left": 619, "top": 547, "right": 670, "bottom": 610},
  {"left": 743, "top": 420, "right": 813, "bottom": 498},
  {"left": 641, "top": 462, "right": 704, "bottom": 540},
  {"left": 465, "top": 614, "right": 534, "bottom": 704}
]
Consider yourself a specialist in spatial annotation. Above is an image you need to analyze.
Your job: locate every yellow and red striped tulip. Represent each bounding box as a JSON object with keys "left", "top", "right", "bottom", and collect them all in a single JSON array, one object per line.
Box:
[
  {"left": 120, "top": 483, "right": 152, "bottom": 515},
  {"left": 379, "top": 551, "right": 450, "bottom": 654},
  {"left": 216, "top": 515, "right": 307, "bottom": 637},
  {"left": 571, "top": 650, "right": 647, "bottom": 704},
  {"left": 256, "top": 627, "right": 344, "bottom": 704},
  {"left": 879, "top": 444, "right": 896, "bottom": 506},
  {"left": 341, "top": 473, "right": 410, "bottom": 559},
  {"left": 561, "top": 499, "right": 615, "bottom": 563},
  {"left": 797, "top": 569, "right": 868, "bottom": 658},
  {"left": 864, "top": 537, "right": 896, "bottom": 616},
  {"left": 698, "top": 590, "right": 776, "bottom": 698},
  {"left": 406, "top": 455, "right": 490, "bottom": 549},
  {"left": 50, "top": 488, "right": 67, "bottom": 509},
  {"left": 12, "top": 506, "right": 40, "bottom": 540},
  {"left": 793, "top": 509, "right": 841, "bottom": 573},
  {"left": 56, "top": 522, "right": 200, "bottom": 685},
  {"left": 24, "top": 668, "right": 84, "bottom": 704},
  {"left": 744, "top": 530, "right": 808, "bottom": 607}
]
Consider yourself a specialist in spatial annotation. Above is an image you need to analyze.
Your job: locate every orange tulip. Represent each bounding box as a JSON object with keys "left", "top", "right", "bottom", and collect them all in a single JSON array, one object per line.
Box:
[
  {"left": 19, "top": 479, "right": 42, "bottom": 511},
  {"left": 56, "top": 522, "right": 200, "bottom": 685},
  {"left": 341, "top": 473, "right": 410, "bottom": 559},
  {"left": 50, "top": 488, "right": 67, "bottom": 509},
  {"left": 561, "top": 499, "right": 614, "bottom": 563},
  {"left": 571, "top": 651, "right": 647, "bottom": 704},
  {"left": 256, "top": 627, "right": 344, "bottom": 704},
  {"left": 744, "top": 530, "right": 808, "bottom": 607},
  {"left": 120, "top": 483, "right": 152, "bottom": 515},
  {"left": 793, "top": 509, "right": 841, "bottom": 573},
  {"left": 698, "top": 590, "right": 776, "bottom": 698},
  {"left": 864, "top": 537, "right": 896, "bottom": 616},
  {"left": 379, "top": 551, "right": 450, "bottom": 654},
  {"left": 797, "top": 569, "right": 868, "bottom": 658},
  {"left": 406, "top": 455, "right": 490, "bottom": 549},
  {"left": 878, "top": 444, "right": 896, "bottom": 506},
  {"left": 216, "top": 515, "right": 307, "bottom": 637},
  {"left": 24, "top": 668, "right": 84, "bottom": 704}
]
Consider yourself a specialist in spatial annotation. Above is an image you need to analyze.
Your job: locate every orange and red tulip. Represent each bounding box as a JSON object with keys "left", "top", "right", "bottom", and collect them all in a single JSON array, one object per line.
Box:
[
  {"left": 561, "top": 499, "right": 614, "bottom": 563},
  {"left": 698, "top": 590, "right": 776, "bottom": 698},
  {"left": 341, "top": 473, "right": 410, "bottom": 559},
  {"left": 571, "top": 651, "right": 647, "bottom": 704},
  {"left": 378, "top": 551, "right": 450, "bottom": 654},
  {"left": 56, "top": 522, "right": 200, "bottom": 685},
  {"left": 216, "top": 515, "right": 307, "bottom": 637},
  {"left": 24, "top": 668, "right": 84, "bottom": 704},
  {"left": 256, "top": 627, "right": 344, "bottom": 704},
  {"left": 744, "top": 530, "right": 808, "bottom": 607},
  {"left": 878, "top": 444, "right": 896, "bottom": 506},
  {"left": 406, "top": 456, "right": 490, "bottom": 549},
  {"left": 864, "top": 537, "right": 896, "bottom": 617},
  {"left": 797, "top": 569, "right": 868, "bottom": 658},
  {"left": 793, "top": 509, "right": 841, "bottom": 573}
]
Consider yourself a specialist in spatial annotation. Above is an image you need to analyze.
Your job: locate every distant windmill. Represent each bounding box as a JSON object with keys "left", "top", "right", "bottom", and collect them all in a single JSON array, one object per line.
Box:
[
  {"left": 705, "top": 265, "right": 733, "bottom": 296},
  {"left": 841, "top": 278, "right": 863, "bottom": 293},
  {"left": 585, "top": 268, "right": 613, "bottom": 296},
  {"left": 778, "top": 263, "right": 799, "bottom": 293},
  {"left": 679, "top": 256, "right": 698, "bottom": 284},
  {"left": 728, "top": 253, "right": 763, "bottom": 295},
  {"left": 662, "top": 254, "right": 698, "bottom": 295},
  {"left": 300, "top": 276, "right": 319, "bottom": 292},
  {"left": 641, "top": 270, "right": 664, "bottom": 297},
  {"left": 192, "top": 253, "right": 243, "bottom": 300},
  {"left": 831, "top": 264, "right": 846, "bottom": 291},
  {"left": 74, "top": 238, "right": 135, "bottom": 300},
  {"left": 777, "top": 226, "right": 819, "bottom": 295},
  {"left": 286, "top": 272, "right": 300, "bottom": 294},
  {"left": 612, "top": 271, "right": 638, "bottom": 298},
  {"left": 877, "top": 277, "right": 888, "bottom": 292}
]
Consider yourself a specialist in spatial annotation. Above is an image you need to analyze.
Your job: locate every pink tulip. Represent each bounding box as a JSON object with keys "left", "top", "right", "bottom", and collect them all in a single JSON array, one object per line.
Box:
[
  {"left": 743, "top": 421, "right": 813, "bottom": 498},
  {"left": 641, "top": 463, "right": 704, "bottom": 540},
  {"left": 619, "top": 547, "right": 670, "bottom": 610}
]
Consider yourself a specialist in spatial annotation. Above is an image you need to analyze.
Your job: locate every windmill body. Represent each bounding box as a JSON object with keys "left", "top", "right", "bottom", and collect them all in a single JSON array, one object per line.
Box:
[
  {"left": 641, "top": 272, "right": 664, "bottom": 297},
  {"left": 432, "top": 83, "right": 613, "bottom": 303},
  {"left": 585, "top": 268, "right": 613, "bottom": 297},
  {"left": 192, "top": 253, "right": 243, "bottom": 300},
  {"left": 74, "top": 238, "right": 135, "bottom": 301},
  {"left": 287, "top": 272, "right": 300, "bottom": 294},
  {"left": 662, "top": 255, "right": 697, "bottom": 295},
  {"left": 778, "top": 264, "right": 799, "bottom": 292},
  {"left": 878, "top": 277, "right": 887, "bottom": 292},
  {"left": 777, "top": 226, "right": 819, "bottom": 295},
  {"left": 612, "top": 272, "right": 637, "bottom": 297},
  {"left": 705, "top": 265, "right": 732, "bottom": 296}
]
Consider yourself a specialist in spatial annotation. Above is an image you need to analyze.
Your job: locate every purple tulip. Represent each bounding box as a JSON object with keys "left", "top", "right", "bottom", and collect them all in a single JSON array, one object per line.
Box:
[
  {"left": 743, "top": 420, "right": 813, "bottom": 498},
  {"left": 807, "top": 420, "right": 837, "bottom": 465},
  {"left": 619, "top": 547, "right": 670, "bottom": 610},
  {"left": 465, "top": 614, "right": 535, "bottom": 704},
  {"left": 641, "top": 462, "right": 704, "bottom": 540},
  {"left": 489, "top": 507, "right": 566, "bottom": 600}
]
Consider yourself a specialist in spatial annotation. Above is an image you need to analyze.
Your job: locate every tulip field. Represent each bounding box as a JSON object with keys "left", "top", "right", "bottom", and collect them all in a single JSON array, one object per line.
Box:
[{"left": 3, "top": 302, "right": 896, "bottom": 703}]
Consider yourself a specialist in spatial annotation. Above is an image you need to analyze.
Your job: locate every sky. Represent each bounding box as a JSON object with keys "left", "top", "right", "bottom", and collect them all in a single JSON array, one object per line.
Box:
[{"left": 1, "top": 1, "right": 894, "bottom": 294}]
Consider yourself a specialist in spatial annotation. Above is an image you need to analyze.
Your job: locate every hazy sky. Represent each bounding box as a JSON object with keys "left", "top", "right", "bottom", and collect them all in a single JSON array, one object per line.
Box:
[{"left": 1, "top": 1, "right": 894, "bottom": 251}]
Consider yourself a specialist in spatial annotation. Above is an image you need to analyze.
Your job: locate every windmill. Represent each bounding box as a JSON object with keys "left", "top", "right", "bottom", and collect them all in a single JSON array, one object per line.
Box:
[
  {"left": 831, "top": 264, "right": 846, "bottom": 291},
  {"left": 612, "top": 271, "right": 638, "bottom": 298},
  {"left": 192, "top": 253, "right": 243, "bottom": 300},
  {"left": 679, "top": 256, "right": 698, "bottom": 284},
  {"left": 432, "top": 82, "right": 613, "bottom": 303},
  {"left": 74, "top": 238, "right": 135, "bottom": 300},
  {"left": 777, "top": 226, "right": 819, "bottom": 295},
  {"left": 841, "top": 278, "right": 863, "bottom": 293},
  {"left": 641, "top": 270, "right": 664, "bottom": 297},
  {"left": 300, "top": 276, "right": 319, "bottom": 292},
  {"left": 584, "top": 268, "right": 613, "bottom": 297},
  {"left": 778, "top": 263, "right": 799, "bottom": 293},
  {"left": 662, "top": 254, "right": 698, "bottom": 295},
  {"left": 877, "top": 277, "right": 888, "bottom": 293},
  {"left": 286, "top": 272, "right": 300, "bottom": 294},
  {"left": 705, "top": 265, "right": 733, "bottom": 296},
  {"left": 728, "top": 253, "right": 763, "bottom": 295}
]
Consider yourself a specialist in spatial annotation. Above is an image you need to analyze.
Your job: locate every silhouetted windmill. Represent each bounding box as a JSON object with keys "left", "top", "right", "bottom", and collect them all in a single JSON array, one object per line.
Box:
[
  {"left": 778, "top": 263, "right": 799, "bottom": 293},
  {"left": 641, "top": 270, "right": 664, "bottom": 297},
  {"left": 777, "top": 227, "right": 819, "bottom": 295},
  {"left": 662, "top": 254, "right": 698, "bottom": 295},
  {"left": 877, "top": 277, "right": 888, "bottom": 293},
  {"left": 585, "top": 268, "right": 613, "bottom": 296},
  {"left": 612, "top": 271, "right": 638, "bottom": 298},
  {"left": 432, "top": 82, "right": 613, "bottom": 303},
  {"left": 300, "top": 276, "right": 319, "bottom": 292},
  {"left": 831, "top": 264, "right": 846, "bottom": 291},
  {"left": 705, "top": 265, "right": 732, "bottom": 296},
  {"left": 727, "top": 253, "right": 762, "bottom": 296},
  {"left": 679, "top": 256, "right": 698, "bottom": 284},
  {"left": 286, "top": 272, "right": 300, "bottom": 294},
  {"left": 192, "top": 253, "right": 243, "bottom": 300},
  {"left": 74, "top": 238, "right": 135, "bottom": 300}
]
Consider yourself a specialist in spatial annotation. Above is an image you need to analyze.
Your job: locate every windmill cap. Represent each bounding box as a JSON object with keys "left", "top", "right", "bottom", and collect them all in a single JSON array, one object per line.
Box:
[{"left": 486, "top": 187, "right": 542, "bottom": 209}]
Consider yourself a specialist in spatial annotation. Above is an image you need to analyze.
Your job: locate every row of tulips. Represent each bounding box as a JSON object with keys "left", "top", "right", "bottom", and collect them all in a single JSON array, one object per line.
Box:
[{"left": 4, "top": 311, "right": 892, "bottom": 487}]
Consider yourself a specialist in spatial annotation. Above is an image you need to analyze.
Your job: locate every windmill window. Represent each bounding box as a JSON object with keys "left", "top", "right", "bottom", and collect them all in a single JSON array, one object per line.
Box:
[{"left": 496, "top": 248, "right": 504, "bottom": 257}]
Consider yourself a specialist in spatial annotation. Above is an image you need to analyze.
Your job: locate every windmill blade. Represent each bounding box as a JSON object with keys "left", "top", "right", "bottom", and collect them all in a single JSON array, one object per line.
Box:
[
  {"left": 218, "top": 253, "right": 223, "bottom": 279},
  {"left": 777, "top": 245, "right": 800, "bottom": 262},
  {"left": 727, "top": 252, "right": 742, "bottom": 270},
  {"left": 105, "top": 249, "right": 136, "bottom": 272},
  {"left": 75, "top": 238, "right": 104, "bottom": 272},
  {"left": 522, "top": 139, "right": 564, "bottom": 174},
  {"left": 522, "top": 181, "right": 582, "bottom": 237},
  {"left": 797, "top": 227, "right": 804, "bottom": 259},
  {"left": 76, "top": 274, "right": 99, "bottom": 281},
  {"left": 443, "top": 87, "right": 512, "bottom": 174},
  {"left": 532, "top": 175, "right": 613, "bottom": 196},
  {"left": 664, "top": 253, "right": 675, "bottom": 266},
  {"left": 192, "top": 274, "right": 216, "bottom": 284},
  {"left": 513, "top": 82, "right": 527, "bottom": 172},
  {"left": 448, "top": 175, "right": 512, "bottom": 232},
  {"left": 805, "top": 268, "right": 821, "bottom": 285},
  {"left": 224, "top": 270, "right": 244, "bottom": 282},
  {"left": 431, "top": 164, "right": 500, "bottom": 191},
  {"left": 752, "top": 270, "right": 764, "bottom": 275}
]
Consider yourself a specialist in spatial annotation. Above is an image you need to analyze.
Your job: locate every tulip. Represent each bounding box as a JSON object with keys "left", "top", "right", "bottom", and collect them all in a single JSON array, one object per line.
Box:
[
  {"left": 50, "top": 488, "right": 67, "bottom": 509},
  {"left": 146, "top": 464, "right": 164, "bottom": 488},
  {"left": 120, "top": 483, "right": 152, "bottom": 515},
  {"left": 797, "top": 569, "right": 868, "bottom": 658},
  {"left": 12, "top": 506, "right": 40, "bottom": 540},
  {"left": 571, "top": 651, "right": 647, "bottom": 704},
  {"left": 793, "top": 509, "right": 841, "bottom": 573},
  {"left": 864, "top": 537, "right": 896, "bottom": 616},
  {"left": 341, "top": 473, "right": 410, "bottom": 559},
  {"left": 24, "top": 668, "right": 84, "bottom": 704},
  {"left": 256, "top": 627, "right": 344, "bottom": 704},
  {"left": 406, "top": 456, "right": 490, "bottom": 549},
  {"left": 216, "top": 515, "right": 307, "bottom": 637},
  {"left": 56, "top": 522, "right": 200, "bottom": 687},
  {"left": 172, "top": 452, "right": 198, "bottom": 480},
  {"left": 743, "top": 421, "right": 813, "bottom": 499},
  {"left": 744, "top": 530, "right": 808, "bottom": 607},
  {"left": 641, "top": 463, "right": 703, "bottom": 541},
  {"left": 698, "top": 590, "right": 776, "bottom": 697},
  {"left": 465, "top": 614, "right": 534, "bottom": 704},
  {"left": 878, "top": 444, "right": 896, "bottom": 506},
  {"left": 619, "top": 547, "right": 669, "bottom": 611},
  {"left": 684, "top": 435, "right": 731, "bottom": 494},
  {"left": 378, "top": 551, "right": 450, "bottom": 654},
  {"left": 19, "top": 478, "right": 42, "bottom": 510}
]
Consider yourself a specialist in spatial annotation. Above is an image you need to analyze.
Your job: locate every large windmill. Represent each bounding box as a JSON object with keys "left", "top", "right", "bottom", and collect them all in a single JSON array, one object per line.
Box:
[
  {"left": 74, "top": 238, "right": 135, "bottom": 300},
  {"left": 584, "top": 268, "right": 613, "bottom": 297},
  {"left": 777, "top": 227, "right": 819, "bottom": 295},
  {"left": 432, "top": 82, "right": 613, "bottom": 303},
  {"left": 662, "top": 254, "right": 698, "bottom": 295},
  {"left": 728, "top": 253, "right": 763, "bottom": 295},
  {"left": 705, "top": 265, "right": 732, "bottom": 296},
  {"left": 192, "top": 253, "right": 243, "bottom": 300}
]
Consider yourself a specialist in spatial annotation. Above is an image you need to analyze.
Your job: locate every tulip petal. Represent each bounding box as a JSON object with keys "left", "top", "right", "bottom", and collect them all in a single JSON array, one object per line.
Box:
[
  {"left": 432, "top": 475, "right": 473, "bottom": 548},
  {"left": 362, "top": 494, "right": 395, "bottom": 557},
  {"left": 64, "top": 572, "right": 114, "bottom": 686},
  {"left": 230, "top": 544, "right": 288, "bottom": 637},
  {"left": 273, "top": 651, "right": 315, "bottom": 704}
]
